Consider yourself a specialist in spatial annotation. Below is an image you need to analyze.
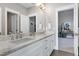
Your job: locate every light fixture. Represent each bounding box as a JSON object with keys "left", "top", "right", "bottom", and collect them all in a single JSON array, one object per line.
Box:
[
  {"left": 35, "top": 3, "right": 42, "bottom": 6},
  {"left": 35, "top": 3, "right": 46, "bottom": 10}
]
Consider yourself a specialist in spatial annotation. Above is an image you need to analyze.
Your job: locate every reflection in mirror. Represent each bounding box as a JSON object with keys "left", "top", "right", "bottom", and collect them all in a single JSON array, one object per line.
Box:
[
  {"left": 19, "top": 4, "right": 46, "bottom": 35},
  {"left": 29, "top": 16, "right": 36, "bottom": 33},
  {"left": 1, "top": 3, "right": 47, "bottom": 36},
  {"left": 7, "top": 12, "right": 17, "bottom": 35}
]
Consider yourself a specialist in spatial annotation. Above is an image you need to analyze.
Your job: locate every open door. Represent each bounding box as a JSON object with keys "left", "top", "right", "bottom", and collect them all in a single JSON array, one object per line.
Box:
[
  {"left": 74, "top": 4, "right": 78, "bottom": 56},
  {"left": 56, "top": 4, "right": 78, "bottom": 56}
]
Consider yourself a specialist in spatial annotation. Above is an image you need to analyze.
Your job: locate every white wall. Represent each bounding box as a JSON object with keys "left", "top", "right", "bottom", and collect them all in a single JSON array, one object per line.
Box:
[
  {"left": 78, "top": 4, "right": 79, "bottom": 46},
  {"left": 78, "top": 4, "right": 79, "bottom": 28},
  {"left": 27, "top": 3, "right": 74, "bottom": 49},
  {"left": 45, "top": 3, "right": 74, "bottom": 32},
  {"left": 0, "top": 3, "right": 28, "bottom": 15},
  {"left": 43, "top": 4, "right": 74, "bottom": 49},
  {"left": 0, "top": 8, "right": 1, "bottom": 34},
  {"left": 27, "top": 7, "right": 46, "bottom": 32},
  {"left": 0, "top": 3, "right": 73, "bottom": 35},
  {"left": 0, "top": 3, "right": 28, "bottom": 35},
  {"left": 20, "top": 15, "right": 29, "bottom": 33},
  {"left": 27, "top": 3, "right": 73, "bottom": 32}
]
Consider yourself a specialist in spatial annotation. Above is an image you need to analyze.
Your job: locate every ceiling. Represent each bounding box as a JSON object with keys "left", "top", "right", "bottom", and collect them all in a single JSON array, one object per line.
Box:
[
  {"left": 19, "top": 3, "right": 35, "bottom": 8},
  {"left": 19, "top": 3, "right": 73, "bottom": 9}
]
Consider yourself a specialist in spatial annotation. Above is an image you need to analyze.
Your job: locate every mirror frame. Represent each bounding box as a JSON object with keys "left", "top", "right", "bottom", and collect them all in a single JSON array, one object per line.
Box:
[{"left": 4, "top": 8, "right": 19, "bottom": 35}]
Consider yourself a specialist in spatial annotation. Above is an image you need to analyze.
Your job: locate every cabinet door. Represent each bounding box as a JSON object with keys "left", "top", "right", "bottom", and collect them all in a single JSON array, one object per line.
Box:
[
  {"left": 47, "top": 36, "right": 53, "bottom": 55},
  {"left": 8, "top": 40, "right": 43, "bottom": 56},
  {"left": 43, "top": 35, "right": 54, "bottom": 56},
  {"left": 50, "top": 35, "right": 54, "bottom": 53},
  {"left": 20, "top": 15, "right": 29, "bottom": 33},
  {"left": 43, "top": 37, "right": 52, "bottom": 56},
  {"left": 52, "top": 35, "right": 55, "bottom": 50},
  {"left": 42, "top": 39, "right": 48, "bottom": 56}
]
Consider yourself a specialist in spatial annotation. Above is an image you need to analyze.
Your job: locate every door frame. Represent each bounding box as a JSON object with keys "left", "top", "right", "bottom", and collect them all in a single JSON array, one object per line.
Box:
[{"left": 56, "top": 4, "right": 78, "bottom": 56}]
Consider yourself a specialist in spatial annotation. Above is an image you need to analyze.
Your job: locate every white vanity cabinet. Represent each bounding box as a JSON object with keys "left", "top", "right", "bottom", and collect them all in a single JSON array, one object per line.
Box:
[
  {"left": 43, "top": 37, "right": 50, "bottom": 56},
  {"left": 43, "top": 35, "right": 54, "bottom": 56},
  {"left": 8, "top": 35, "right": 54, "bottom": 56}
]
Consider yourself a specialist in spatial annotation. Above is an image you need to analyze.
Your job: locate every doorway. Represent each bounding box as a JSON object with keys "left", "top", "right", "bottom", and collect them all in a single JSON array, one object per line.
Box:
[
  {"left": 0, "top": 8, "right": 1, "bottom": 35},
  {"left": 56, "top": 4, "right": 78, "bottom": 56},
  {"left": 29, "top": 16, "right": 36, "bottom": 33},
  {"left": 58, "top": 9, "right": 74, "bottom": 54}
]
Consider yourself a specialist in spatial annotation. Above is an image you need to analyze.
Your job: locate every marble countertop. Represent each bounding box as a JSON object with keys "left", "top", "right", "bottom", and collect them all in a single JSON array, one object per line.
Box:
[{"left": 0, "top": 31, "right": 55, "bottom": 56}]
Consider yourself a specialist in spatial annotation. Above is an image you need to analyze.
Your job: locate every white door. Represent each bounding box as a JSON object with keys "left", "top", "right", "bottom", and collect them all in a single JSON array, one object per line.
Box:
[
  {"left": 56, "top": 4, "right": 78, "bottom": 56},
  {"left": 74, "top": 4, "right": 78, "bottom": 56},
  {"left": 20, "top": 15, "right": 29, "bottom": 33}
]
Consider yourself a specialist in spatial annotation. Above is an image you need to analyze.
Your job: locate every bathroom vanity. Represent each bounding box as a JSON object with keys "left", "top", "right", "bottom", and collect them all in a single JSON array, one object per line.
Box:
[{"left": 0, "top": 32, "right": 55, "bottom": 56}]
